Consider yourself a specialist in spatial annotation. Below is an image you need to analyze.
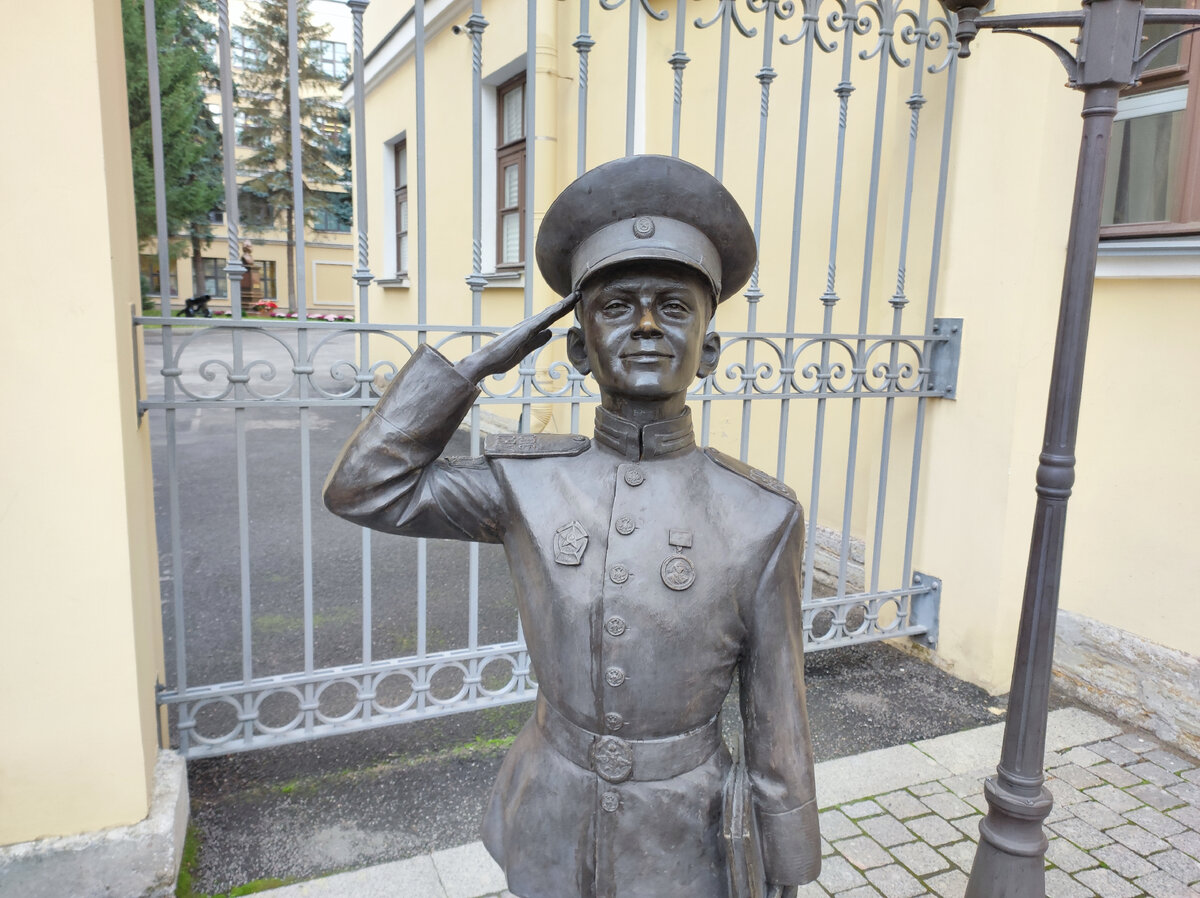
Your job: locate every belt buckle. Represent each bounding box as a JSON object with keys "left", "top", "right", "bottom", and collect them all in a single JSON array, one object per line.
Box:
[{"left": 590, "top": 735, "right": 634, "bottom": 783}]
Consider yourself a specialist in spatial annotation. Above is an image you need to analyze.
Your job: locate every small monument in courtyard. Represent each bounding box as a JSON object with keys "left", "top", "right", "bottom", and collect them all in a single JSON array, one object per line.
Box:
[{"left": 324, "top": 155, "right": 820, "bottom": 898}]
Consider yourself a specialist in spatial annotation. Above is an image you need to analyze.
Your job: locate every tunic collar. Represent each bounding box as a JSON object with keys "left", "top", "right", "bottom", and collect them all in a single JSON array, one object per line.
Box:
[{"left": 593, "top": 406, "right": 696, "bottom": 461}]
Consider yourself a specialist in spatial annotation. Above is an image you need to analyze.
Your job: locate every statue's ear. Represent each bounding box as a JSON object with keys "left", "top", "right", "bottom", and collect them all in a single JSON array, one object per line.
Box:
[
  {"left": 697, "top": 332, "right": 721, "bottom": 378},
  {"left": 567, "top": 326, "right": 591, "bottom": 375}
]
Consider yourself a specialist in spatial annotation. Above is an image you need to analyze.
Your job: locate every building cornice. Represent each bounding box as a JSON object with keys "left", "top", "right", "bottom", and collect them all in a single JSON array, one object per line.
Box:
[{"left": 343, "top": 0, "right": 474, "bottom": 105}]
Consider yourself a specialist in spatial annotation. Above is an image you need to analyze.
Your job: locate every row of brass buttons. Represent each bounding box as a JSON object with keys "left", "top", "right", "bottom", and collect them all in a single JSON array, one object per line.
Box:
[{"left": 604, "top": 466, "right": 640, "bottom": 751}]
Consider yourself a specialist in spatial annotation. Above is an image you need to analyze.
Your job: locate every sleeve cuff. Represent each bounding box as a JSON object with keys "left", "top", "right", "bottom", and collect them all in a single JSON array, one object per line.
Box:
[
  {"left": 757, "top": 799, "right": 822, "bottom": 885},
  {"left": 371, "top": 344, "right": 481, "bottom": 452}
]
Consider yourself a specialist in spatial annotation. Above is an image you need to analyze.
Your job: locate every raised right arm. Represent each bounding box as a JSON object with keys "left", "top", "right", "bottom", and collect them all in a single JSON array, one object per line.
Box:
[
  {"left": 323, "top": 294, "right": 579, "bottom": 543},
  {"left": 323, "top": 343, "right": 505, "bottom": 542}
]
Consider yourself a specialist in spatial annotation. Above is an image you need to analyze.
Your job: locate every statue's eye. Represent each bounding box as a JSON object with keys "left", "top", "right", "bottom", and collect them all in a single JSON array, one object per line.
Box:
[{"left": 602, "top": 300, "right": 631, "bottom": 317}]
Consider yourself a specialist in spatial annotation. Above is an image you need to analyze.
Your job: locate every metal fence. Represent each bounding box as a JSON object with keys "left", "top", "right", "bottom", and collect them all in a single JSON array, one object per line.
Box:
[{"left": 140, "top": 0, "right": 961, "bottom": 758}]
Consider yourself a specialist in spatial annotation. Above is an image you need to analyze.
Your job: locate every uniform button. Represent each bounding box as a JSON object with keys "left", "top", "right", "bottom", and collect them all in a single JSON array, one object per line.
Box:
[
  {"left": 605, "top": 712, "right": 625, "bottom": 731},
  {"left": 614, "top": 515, "right": 636, "bottom": 535},
  {"left": 601, "top": 791, "right": 620, "bottom": 812},
  {"left": 609, "top": 564, "right": 629, "bottom": 584},
  {"left": 605, "top": 667, "right": 626, "bottom": 687},
  {"left": 624, "top": 467, "right": 645, "bottom": 487},
  {"left": 605, "top": 616, "right": 627, "bottom": 637}
]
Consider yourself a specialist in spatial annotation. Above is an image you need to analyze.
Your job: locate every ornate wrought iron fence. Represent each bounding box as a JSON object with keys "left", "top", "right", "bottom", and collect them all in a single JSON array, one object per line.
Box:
[{"left": 140, "top": 0, "right": 961, "bottom": 758}]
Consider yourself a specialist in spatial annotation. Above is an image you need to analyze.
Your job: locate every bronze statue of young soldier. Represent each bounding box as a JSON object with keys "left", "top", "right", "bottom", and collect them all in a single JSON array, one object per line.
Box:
[{"left": 324, "top": 155, "right": 820, "bottom": 898}]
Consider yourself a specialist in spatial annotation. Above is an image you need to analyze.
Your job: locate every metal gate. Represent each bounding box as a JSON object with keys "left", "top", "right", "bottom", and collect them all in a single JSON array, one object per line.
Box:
[{"left": 140, "top": 0, "right": 962, "bottom": 758}]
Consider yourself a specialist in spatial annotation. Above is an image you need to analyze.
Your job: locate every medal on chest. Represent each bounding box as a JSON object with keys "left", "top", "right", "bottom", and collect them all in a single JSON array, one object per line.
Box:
[{"left": 660, "top": 529, "right": 696, "bottom": 591}]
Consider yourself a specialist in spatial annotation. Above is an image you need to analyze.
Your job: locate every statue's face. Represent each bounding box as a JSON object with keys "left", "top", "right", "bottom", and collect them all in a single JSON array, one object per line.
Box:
[{"left": 572, "top": 261, "right": 716, "bottom": 402}]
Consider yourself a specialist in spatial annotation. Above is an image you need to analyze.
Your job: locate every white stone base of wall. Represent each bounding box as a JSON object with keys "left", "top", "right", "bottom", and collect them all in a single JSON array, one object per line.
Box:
[
  {"left": 1054, "top": 609, "right": 1200, "bottom": 759},
  {"left": 809, "top": 525, "right": 866, "bottom": 594},
  {"left": 0, "top": 750, "right": 189, "bottom": 898}
]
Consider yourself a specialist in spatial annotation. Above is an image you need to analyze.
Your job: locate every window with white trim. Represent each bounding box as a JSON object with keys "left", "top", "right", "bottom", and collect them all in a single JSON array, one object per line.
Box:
[
  {"left": 496, "top": 74, "right": 526, "bottom": 267},
  {"left": 394, "top": 140, "right": 409, "bottom": 276},
  {"left": 1101, "top": 0, "right": 1200, "bottom": 235}
]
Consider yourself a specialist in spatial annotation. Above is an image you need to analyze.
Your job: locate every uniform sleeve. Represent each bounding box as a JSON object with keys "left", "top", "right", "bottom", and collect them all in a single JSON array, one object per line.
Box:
[
  {"left": 323, "top": 343, "right": 505, "bottom": 543},
  {"left": 739, "top": 503, "right": 821, "bottom": 886}
]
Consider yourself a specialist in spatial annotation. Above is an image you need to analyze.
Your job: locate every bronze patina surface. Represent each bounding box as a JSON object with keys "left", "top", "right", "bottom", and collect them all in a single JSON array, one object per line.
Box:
[{"left": 324, "top": 155, "right": 820, "bottom": 898}]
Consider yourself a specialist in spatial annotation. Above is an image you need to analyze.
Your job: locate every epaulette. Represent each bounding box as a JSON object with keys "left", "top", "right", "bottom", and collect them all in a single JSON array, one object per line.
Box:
[
  {"left": 703, "top": 447, "right": 797, "bottom": 502},
  {"left": 484, "top": 433, "right": 591, "bottom": 458}
]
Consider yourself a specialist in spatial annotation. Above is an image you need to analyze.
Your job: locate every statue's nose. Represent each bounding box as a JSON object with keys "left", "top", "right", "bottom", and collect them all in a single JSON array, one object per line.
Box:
[{"left": 632, "top": 305, "right": 663, "bottom": 337}]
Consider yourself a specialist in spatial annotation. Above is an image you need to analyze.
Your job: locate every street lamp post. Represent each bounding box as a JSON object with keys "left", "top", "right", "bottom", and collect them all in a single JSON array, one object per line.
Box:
[{"left": 930, "top": 1, "right": 1200, "bottom": 896}]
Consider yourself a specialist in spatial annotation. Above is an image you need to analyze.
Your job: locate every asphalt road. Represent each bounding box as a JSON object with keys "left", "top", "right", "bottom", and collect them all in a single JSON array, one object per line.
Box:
[{"left": 140, "top": 325, "right": 1012, "bottom": 892}]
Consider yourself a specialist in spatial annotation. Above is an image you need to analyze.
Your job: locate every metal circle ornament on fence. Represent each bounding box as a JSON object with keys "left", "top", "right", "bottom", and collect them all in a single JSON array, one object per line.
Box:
[
  {"left": 843, "top": 602, "right": 869, "bottom": 636},
  {"left": 478, "top": 655, "right": 520, "bottom": 697},
  {"left": 314, "top": 678, "right": 364, "bottom": 724},
  {"left": 253, "top": 686, "right": 305, "bottom": 735},
  {"left": 809, "top": 608, "right": 836, "bottom": 641},
  {"left": 188, "top": 696, "right": 244, "bottom": 746},
  {"left": 371, "top": 671, "right": 418, "bottom": 714},
  {"left": 427, "top": 662, "right": 470, "bottom": 705},
  {"left": 875, "top": 597, "right": 903, "bottom": 633}
]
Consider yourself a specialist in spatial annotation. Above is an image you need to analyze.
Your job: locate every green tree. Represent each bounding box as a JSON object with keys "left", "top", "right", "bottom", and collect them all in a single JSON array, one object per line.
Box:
[
  {"left": 123, "top": 0, "right": 225, "bottom": 301},
  {"left": 236, "top": 0, "right": 349, "bottom": 308}
]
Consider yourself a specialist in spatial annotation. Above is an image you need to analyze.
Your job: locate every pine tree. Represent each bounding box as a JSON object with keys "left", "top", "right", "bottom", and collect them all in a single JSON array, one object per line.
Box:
[
  {"left": 124, "top": 0, "right": 225, "bottom": 300},
  {"left": 236, "top": 0, "right": 348, "bottom": 308}
]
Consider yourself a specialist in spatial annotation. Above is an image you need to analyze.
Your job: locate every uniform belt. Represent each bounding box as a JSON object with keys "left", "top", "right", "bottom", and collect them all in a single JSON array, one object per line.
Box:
[{"left": 536, "top": 694, "right": 722, "bottom": 784}]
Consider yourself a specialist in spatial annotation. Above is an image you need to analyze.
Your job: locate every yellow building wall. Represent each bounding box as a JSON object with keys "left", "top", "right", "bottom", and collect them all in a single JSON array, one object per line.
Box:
[
  {"left": 912, "top": 0, "right": 1200, "bottom": 691},
  {"left": 1060, "top": 275, "right": 1200, "bottom": 653},
  {"left": 0, "top": 0, "right": 164, "bottom": 843},
  {"left": 910, "top": 0, "right": 1079, "bottom": 692}
]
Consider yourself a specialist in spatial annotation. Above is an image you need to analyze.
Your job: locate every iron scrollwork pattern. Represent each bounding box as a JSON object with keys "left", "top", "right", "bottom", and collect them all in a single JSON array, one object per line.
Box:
[{"left": 139, "top": 320, "right": 953, "bottom": 408}]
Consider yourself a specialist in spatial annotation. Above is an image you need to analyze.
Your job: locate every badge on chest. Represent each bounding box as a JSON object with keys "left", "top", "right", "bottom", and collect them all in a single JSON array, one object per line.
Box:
[
  {"left": 660, "top": 529, "right": 695, "bottom": 591},
  {"left": 551, "top": 521, "right": 696, "bottom": 591},
  {"left": 553, "top": 520, "right": 589, "bottom": 566}
]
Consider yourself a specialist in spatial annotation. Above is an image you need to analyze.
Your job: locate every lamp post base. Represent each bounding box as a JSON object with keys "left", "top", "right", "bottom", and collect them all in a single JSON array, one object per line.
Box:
[{"left": 964, "top": 776, "right": 1053, "bottom": 898}]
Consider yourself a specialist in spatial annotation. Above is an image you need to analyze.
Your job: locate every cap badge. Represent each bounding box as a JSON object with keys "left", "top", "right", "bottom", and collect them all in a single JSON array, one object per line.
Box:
[
  {"left": 553, "top": 520, "right": 589, "bottom": 566},
  {"left": 632, "top": 216, "right": 655, "bottom": 239}
]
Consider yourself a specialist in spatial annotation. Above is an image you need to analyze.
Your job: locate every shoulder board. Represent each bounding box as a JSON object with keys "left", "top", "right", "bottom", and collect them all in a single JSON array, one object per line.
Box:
[
  {"left": 443, "top": 455, "right": 488, "bottom": 469},
  {"left": 484, "top": 433, "right": 591, "bottom": 459},
  {"left": 703, "top": 447, "right": 797, "bottom": 502}
]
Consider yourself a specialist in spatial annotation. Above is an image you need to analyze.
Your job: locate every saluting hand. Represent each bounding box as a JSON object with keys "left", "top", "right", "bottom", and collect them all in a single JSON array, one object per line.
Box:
[{"left": 455, "top": 292, "right": 581, "bottom": 384}]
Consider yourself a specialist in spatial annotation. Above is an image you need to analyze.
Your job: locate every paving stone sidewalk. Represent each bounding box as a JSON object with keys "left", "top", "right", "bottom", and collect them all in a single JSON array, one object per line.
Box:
[{"left": 260, "top": 708, "right": 1200, "bottom": 898}]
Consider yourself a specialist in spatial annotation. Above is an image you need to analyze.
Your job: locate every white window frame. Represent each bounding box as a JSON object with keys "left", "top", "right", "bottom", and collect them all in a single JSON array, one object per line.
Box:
[
  {"left": 380, "top": 131, "right": 410, "bottom": 285},
  {"left": 480, "top": 57, "right": 527, "bottom": 278}
]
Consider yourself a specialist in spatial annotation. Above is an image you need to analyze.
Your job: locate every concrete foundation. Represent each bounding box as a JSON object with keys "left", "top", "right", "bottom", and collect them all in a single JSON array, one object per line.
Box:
[
  {"left": 1054, "top": 609, "right": 1200, "bottom": 759},
  {"left": 0, "top": 751, "right": 189, "bottom": 898}
]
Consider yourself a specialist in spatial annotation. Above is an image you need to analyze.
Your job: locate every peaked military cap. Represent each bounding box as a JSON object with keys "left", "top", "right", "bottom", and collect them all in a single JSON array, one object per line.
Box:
[{"left": 536, "top": 155, "right": 757, "bottom": 304}]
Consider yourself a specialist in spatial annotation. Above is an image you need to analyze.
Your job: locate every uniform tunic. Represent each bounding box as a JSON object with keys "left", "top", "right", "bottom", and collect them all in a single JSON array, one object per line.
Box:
[{"left": 324, "top": 345, "right": 820, "bottom": 898}]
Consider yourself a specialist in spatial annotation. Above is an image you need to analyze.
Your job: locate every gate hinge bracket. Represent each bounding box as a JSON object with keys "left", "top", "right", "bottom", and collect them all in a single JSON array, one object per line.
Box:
[
  {"left": 910, "top": 571, "right": 941, "bottom": 649},
  {"left": 928, "top": 318, "right": 963, "bottom": 399}
]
